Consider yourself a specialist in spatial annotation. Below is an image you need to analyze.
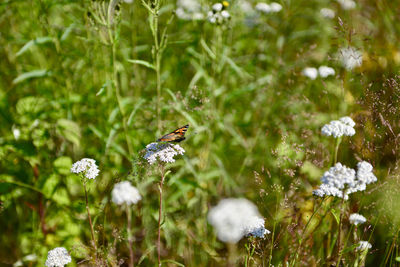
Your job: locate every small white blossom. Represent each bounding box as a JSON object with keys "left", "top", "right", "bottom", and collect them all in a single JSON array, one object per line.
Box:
[
  {"left": 212, "top": 3, "right": 223, "bottom": 12},
  {"left": 337, "top": 0, "right": 356, "bottom": 10},
  {"left": 242, "top": 216, "right": 270, "bottom": 238},
  {"left": 349, "top": 213, "right": 367, "bottom": 226},
  {"left": 208, "top": 3, "right": 230, "bottom": 24},
  {"left": 123, "top": 0, "right": 133, "bottom": 3},
  {"left": 356, "top": 241, "right": 372, "bottom": 251},
  {"left": 221, "top": 10, "right": 230, "bottom": 19},
  {"left": 13, "top": 128, "right": 21, "bottom": 140},
  {"left": 208, "top": 198, "right": 269, "bottom": 243},
  {"left": 255, "top": 3, "right": 271, "bottom": 13},
  {"left": 45, "top": 247, "right": 72, "bottom": 267},
  {"left": 320, "top": 8, "right": 335, "bottom": 18},
  {"left": 144, "top": 142, "right": 185, "bottom": 165},
  {"left": 302, "top": 67, "right": 318, "bottom": 80},
  {"left": 70, "top": 158, "right": 100, "bottom": 179},
  {"left": 269, "top": 2, "right": 282, "bottom": 12},
  {"left": 321, "top": 116, "right": 356, "bottom": 138},
  {"left": 238, "top": 0, "right": 254, "bottom": 14},
  {"left": 313, "top": 162, "right": 378, "bottom": 200},
  {"left": 176, "top": 0, "right": 205, "bottom": 20},
  {"left": 112, "top": 181, "right": 142, "bottom": 205},
  {"left": 318, "top": 66, "right": 335, "bottom": 78},
  {"left": 339, "top": 47, "right": 363, "bottom": 70}
]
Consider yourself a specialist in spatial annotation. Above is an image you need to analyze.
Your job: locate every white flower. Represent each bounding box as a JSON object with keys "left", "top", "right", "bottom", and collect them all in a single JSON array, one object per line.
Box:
[
  {"left": 242, "top": 216, "right": 270, "bottom": 238},
  {"left": 313, "top": 162, "right": 378, "bottom": 200},
  {"left": 320, "top": 8, "right": 335, "bottom": 18},
  {"left": 123, "top": 0, "right": 133, "bottom": 3},
  {"left": 302, "top": 67, "right": 318, "bottom": 80},
  {"left": 221, "top": 10, "right": 230, "bottom": 19},
  {"left": 318, "top": 66, "right": 335, "bottom": 77},
  {"left": 207, "top": 198, "right": 270, "bottom": 243},
  {"left": 349, "top": 213, "right": 367, "bottom": 226},
  {"left": 337, "top": 0, "right": 356, "bottom": 10},
  {"left": 13, "top": 128, "right": 21, "bottom": 140},
  {"left": 111, "top": 181, "right": 142, "bottom": 205},
  {"left": 144, "top": 142, "right": 185, "bottom": 165},
  {"left": 45, "top": 247, "right": 72, "bottom": 267},
  {"left": 70, "top": 158, "right": 100, "bottom": 179},
  {"left": 176, "top": 0, "right": 205, "bottom": 20},
  {"left": 321, "top": 116, "right": 356, "bottom": 138},
  {"left": 356, "top": 241, "right": 372, "bottom": 251},
  {"left": 238, "top": 0, "right": 253, "bottom": 14},
  {"left": 255, "top": 3, "right": 271, "bottom": 13},
  {"left": 212, "top": 3, "right": 223, "bottom": 12},
  {"left": 269, "top": 2, "right": 282, "bottom": 12},
  {"left": 339, "top": 47, "right": 363, "bottom": 70}
]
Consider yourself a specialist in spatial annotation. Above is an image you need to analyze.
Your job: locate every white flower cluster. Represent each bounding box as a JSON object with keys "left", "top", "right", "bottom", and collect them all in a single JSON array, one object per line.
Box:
[
  {"left": 70, "top": 158, "right": 100, "bottom": 179},
  {"left": 207, "top": 198, "right": 270, "bottom": 243},
  {"left": 320, "top": 8, "right": 335, "bottom": 18},
  {"left": 255, "top": 2, "right": 282, "bottom": 14},
  {"left": 176, "top": 0, "right": 205, "bottom": 20},
  {"left": 356, "top": 241, "right": 372, "bottom": 252},
  {"left": 349, "top": 213, "right": 367, "bottom": 226},
  {"left": 45, "top": 247, "right": 72, "bottom": 267},
  {"left": 339, "top": 47, "right": 363, "bottom": 70},
  {"left": 111, "top": 181, "right": 142, "bottom": 206},
  {"left": 207, "top": 3, "right": 230, "bottom": 24},
  {"left": 313, "top": 161, "right": 378, "bottom": 200},
  {"left": 302, "top": 66, "right": 335, "bottom": 80},
  {"left": 144, "top": 142, "right": 185, "bottom": 165},
  {"left": 336, "top": 0, "right": 356, "bottom": 10},
  {"left": 321, "top": 116, "right": 356, "bottom": 138}
]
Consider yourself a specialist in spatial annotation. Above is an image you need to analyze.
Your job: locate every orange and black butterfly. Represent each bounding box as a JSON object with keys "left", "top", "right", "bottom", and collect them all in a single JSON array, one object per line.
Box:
[{"left": 157, "top": 124, "right": 189, "bottom": 143}]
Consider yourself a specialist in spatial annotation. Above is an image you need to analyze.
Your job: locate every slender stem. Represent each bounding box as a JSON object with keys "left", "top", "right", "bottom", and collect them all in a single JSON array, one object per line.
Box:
[
  {"left": 336, "top": 196, "right": 346, "bottom": 265},
  {"left": 333, "top": 138, "right": 341, "bottom": 165},
  {"left": 108, "top": 8, "right": 133, "bottom": 156},
  {"left": 152, "top": 9, "right": 162, "bottom": 132},
  {"left": 157, "top": 165, "right": 165, "bottom": 267},
  {"left": 83, "top": 182, "right": 97, "bottom": 252},
  {"left": 126, "top": 204, "right": 134, "bottom": 267}
]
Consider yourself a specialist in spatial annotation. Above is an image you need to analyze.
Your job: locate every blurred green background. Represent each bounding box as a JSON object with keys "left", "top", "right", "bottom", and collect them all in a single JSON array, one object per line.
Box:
[{"left": 1, "top": 0, "right": 400, "bottom": 266}]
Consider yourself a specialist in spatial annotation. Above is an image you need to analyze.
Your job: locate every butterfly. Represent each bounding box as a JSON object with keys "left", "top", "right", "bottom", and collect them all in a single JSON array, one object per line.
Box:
[{"left": 157, "top": 124, "right": 189, "bottom": 143}]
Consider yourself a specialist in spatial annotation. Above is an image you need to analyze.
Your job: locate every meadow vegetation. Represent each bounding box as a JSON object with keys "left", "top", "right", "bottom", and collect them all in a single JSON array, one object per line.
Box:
[{"left": 1, "top": 0, "right": 400, "bottom": 266}]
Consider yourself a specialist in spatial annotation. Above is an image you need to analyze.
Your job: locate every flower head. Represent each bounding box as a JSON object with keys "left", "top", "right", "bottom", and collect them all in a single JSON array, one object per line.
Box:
[
  {"left": 207, "top": 198, "right": 270, "bottom": 243},
  {"left": 349, "top": 213, "right": 367, "bottom": 226},
  {"left": 339, "top": 47, "right": 362, "bottom": 70},
  {"left": 318, "top": 66, "right": 335, "bottom": 78},
  {"left": 337, "top": 0, "right": 356, "bottom": 10},
  {"left": 320, "top": 8, "right": 335, "bottom": 18},
  {"left": 321, "top": 116, "right": 356, "bottom": 138},
  {"left": 111, "top": 181, "right": 142, "bottom": 206},
  {"left": 356, "top": 241, "right": 372, "bottom": 252},
  {"left": 45, "top": 247, "right": 71, "bottom": 267},
  {"left": 176, "top": 0, "right": 205, "bottom": 20},
  {"left": 207, "top": 2, "right": 230, "bottom": 24},
  {"left": 255, "top": 2, "right": 282, "bottom": 13},
  {"left": 313, "top": 162, "right": 378, "bottom": 200},
  {"left": 302, "top": 67, "right": 318, "bottom": 80},
  {"left": 144, "top": 142, "right": 185, "bottom": 165},
  {"left": 70, "top": 158, "right": 100, "bottom": 179}
]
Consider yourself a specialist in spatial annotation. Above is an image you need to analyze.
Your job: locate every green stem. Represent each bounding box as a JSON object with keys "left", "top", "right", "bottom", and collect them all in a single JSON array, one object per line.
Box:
[
  {"left": 83, "top": 182, "right": 97, "bottom": 252},
  {"left": 157, "top": 164, "right": 165, "bottom": 267},
  {"left": 333, "top": 137, "right": 342, "bottom": 165},
  {"left": 336, "top": 196, "right": 346, "bottom": 265},
  {"left": 126, "top": 204, "right": 134, "bottom": 267}
]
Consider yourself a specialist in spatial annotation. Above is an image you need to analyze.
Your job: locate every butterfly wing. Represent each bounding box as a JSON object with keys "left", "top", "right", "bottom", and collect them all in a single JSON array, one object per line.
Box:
[{"left": 157, "top": 124, "right": 189, "bottom": 142}]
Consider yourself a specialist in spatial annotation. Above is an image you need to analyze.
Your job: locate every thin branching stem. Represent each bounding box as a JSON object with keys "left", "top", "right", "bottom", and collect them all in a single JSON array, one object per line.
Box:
[
  {"left": 126, "top": 204, "right": 134, "bottom": 267},
  {"left": 83, "top": 182, "right": 97, "bottom": 252},
  {"left": 157, "top": 164, "right": 166, "bottom": 266}
]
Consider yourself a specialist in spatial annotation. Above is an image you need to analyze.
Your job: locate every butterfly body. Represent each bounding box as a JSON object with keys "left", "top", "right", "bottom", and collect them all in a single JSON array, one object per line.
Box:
[{"left": 157, "top": 125, "right": 189, "bottom": 143}]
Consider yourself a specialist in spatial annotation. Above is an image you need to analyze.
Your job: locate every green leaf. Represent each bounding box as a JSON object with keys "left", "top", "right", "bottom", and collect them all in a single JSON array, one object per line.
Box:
[
  {"left": 127, "top": 99, "right": 145, "bottom": 126},
  {"left": 16, "top": 37, "right": 53, "bottom": 57},
  {"left": 54, "top": 156, "right": 73, "bottom": 175},
  {"left": 13, "top": 69, "right": 49, "bottom": 84},
  {"left": 56, "top": 119, "right": 81, "bottom": 147},
  {"left": 16, "top": 96, "right": 47, "bottom": 115},
  {"left": 395, "top": 257, "right": 400, "bottom": 262},
  {"left": 126, "top": 59, "right": 155, "bottom": 70},
  {"left": 41, "top": 174, "right": 59, "bottom": 198},
  {"left": 331, "top": 209, "right": 341, "bottom": 225}
]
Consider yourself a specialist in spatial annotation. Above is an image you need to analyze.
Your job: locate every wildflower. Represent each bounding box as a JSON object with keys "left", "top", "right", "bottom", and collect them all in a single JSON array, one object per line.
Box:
[
  {"left": 207, "top": 2, "right": 230, "bottom": 24},
  {"left": 111, "top": 181, "right": 142, "bottom": 205},
  {"left": 339, "top": 47, "right": 362, "bottom": 70},
  {"left": 207, "top": 198, "right": 270, "bottom": 243},
  {"left": 313, "top": 162, "right": 378, "bottom": 200},
  {"left": 242, "top": 216, "right": 271, "bottom": 238},
  {"left": 70, "top": 158, "right": 100, "bottom": 179},
  {"left": 255, "top": 2, "right": 282, "bottom": 14},
  {"left": 144, "top": 142, "right": 185, "bottom": 165},
  {"left": 349, "top": 213, "right": 367, "bottom": 226},
  {"left": 302, "top": 67, "right": 318, "bottom": 80},
  {"left": 318, "top": 66, "right": 335, "bottom": 77},
  {"left": 356, "top": 241, "right": 372, "bottom": 251},
  {"left": 238, "top": 0, "right": 253, "bottom": 14},
  {"left": 320, "top": 8, "right": 335, "bottom": 18},
  {"left": 12, "top": 127, "right": 21, "bottom": 140},
  {"left": 336, "top": 0, "right": 356, "bottom": 10},
  {"left": 45, "top": 247, "right": 72, "bottom": 267},
  {"left": 176, "top": 0, "right": 205, "bottom": 20},
  {"left": 321, "top": 116, "right": 356, "bottom": 138}
]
